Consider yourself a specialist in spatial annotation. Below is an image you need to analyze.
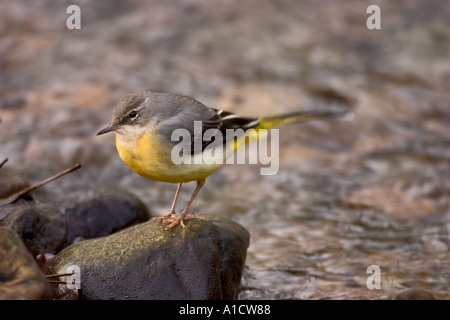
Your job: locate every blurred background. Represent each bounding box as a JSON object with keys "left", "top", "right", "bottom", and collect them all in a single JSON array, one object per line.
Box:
[{"left": 0, "top": 0, "right": 449, "bottom": 299}]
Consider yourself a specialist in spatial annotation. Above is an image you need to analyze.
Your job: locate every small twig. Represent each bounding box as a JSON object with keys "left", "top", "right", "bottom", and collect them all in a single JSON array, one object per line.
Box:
[
  {"left": 45, "top": 272, "right": 75, "bottom": 279},
  {"left": 0, "top": 158, "right": 7, "bottom": 170},
  {"left": 47, "top": 280, "right": 68, "bottom": 285},
  {"left": 0, "top": 163, "right": 81, "bottom": 208},
  {"left": 46, "top": 271, "right": 77, "bottom": 286}
]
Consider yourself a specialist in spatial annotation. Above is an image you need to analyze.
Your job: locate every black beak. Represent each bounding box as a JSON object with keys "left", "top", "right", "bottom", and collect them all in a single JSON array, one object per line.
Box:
[{"left": 96, "top": 125, "right": 120, "bottom": 136}]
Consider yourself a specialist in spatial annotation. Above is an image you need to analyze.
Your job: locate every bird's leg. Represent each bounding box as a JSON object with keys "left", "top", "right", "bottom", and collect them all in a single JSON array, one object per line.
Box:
[
  {"left": 154, "top": 183, "right": 182, "bottom": 221},
  {"left": 164, "top": 180, "right": 205, "bottom": 230}
]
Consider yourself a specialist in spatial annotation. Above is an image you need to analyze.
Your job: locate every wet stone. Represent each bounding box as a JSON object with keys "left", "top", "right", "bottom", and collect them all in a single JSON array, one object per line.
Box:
[
  {"left": 393, "top": 289, "right": 436, "bottom": 300},
  {"left": 55, "top": 215, "right": 249, "bottom": 300},
  {"left": 60, "top": 188, "right": 150, "bottom": 244},
  {"left": 0, "top": 226, "right": 52, "bottom": 299},
  {"left": 0, "top": 200, "right": 67, "bottom": 256}
]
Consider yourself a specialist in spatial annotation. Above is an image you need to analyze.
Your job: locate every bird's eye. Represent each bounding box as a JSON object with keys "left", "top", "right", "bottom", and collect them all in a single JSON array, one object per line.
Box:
[{"left": 129, "top": 110, "right": 137, "bottom": 118}]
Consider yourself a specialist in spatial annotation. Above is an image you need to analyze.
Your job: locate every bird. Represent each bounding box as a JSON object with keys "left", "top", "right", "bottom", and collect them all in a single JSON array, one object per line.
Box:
[{"left": 97, "top": 91, "right": 348, "bottom": 230}]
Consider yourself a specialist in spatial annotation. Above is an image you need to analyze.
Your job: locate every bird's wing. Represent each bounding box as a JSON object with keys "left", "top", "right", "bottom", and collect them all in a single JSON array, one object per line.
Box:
[{"left": 157, "top": 102, "right": 259, "bottom": 155}]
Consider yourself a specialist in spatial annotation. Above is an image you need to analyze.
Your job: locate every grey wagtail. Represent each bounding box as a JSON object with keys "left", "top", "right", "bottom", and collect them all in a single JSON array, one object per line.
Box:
[{"left": 97, "top": 91, "right": 349, "bottom": 230}]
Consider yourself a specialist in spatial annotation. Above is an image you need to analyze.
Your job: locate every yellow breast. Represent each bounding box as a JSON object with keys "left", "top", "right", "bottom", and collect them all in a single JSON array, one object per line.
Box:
[{"left": 115, "top": 129, "right": 221, "bottom": 183}]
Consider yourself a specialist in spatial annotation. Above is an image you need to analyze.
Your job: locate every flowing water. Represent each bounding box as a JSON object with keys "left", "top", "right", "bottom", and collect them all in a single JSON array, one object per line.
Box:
[{"left": 1, "top": 0, "right": 449, "bottom": 299}]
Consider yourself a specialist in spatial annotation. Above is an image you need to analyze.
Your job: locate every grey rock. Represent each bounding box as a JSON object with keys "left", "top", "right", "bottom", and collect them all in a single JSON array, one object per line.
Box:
[
  {"left": 55, "top": 215, "right": 249, "bottom": 300},
  {"left": 0, "top": 200, "right": 67, "bottom": 256},
  {"left": 0, "top": 226, "right": 52, "bottom": 299},
  {"left": 60, "top": 188, "right": 150, "bottom": 243},
  {"left": 393, "top": 288, "right": 436, "bottom": 300}
]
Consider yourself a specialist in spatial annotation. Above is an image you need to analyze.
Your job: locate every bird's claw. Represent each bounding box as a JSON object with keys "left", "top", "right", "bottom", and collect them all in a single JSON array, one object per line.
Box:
[
  {"left": 162, "top": 212, "right": 196, "bottom": 230},
  {"left": 152, "top": 212, "right": 177, "bottom": 222}
]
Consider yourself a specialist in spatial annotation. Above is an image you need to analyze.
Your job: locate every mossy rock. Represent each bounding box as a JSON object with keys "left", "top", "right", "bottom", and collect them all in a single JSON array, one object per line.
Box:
[{"left": 55, "top": 215, "right": 249, "bottom": 300}]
